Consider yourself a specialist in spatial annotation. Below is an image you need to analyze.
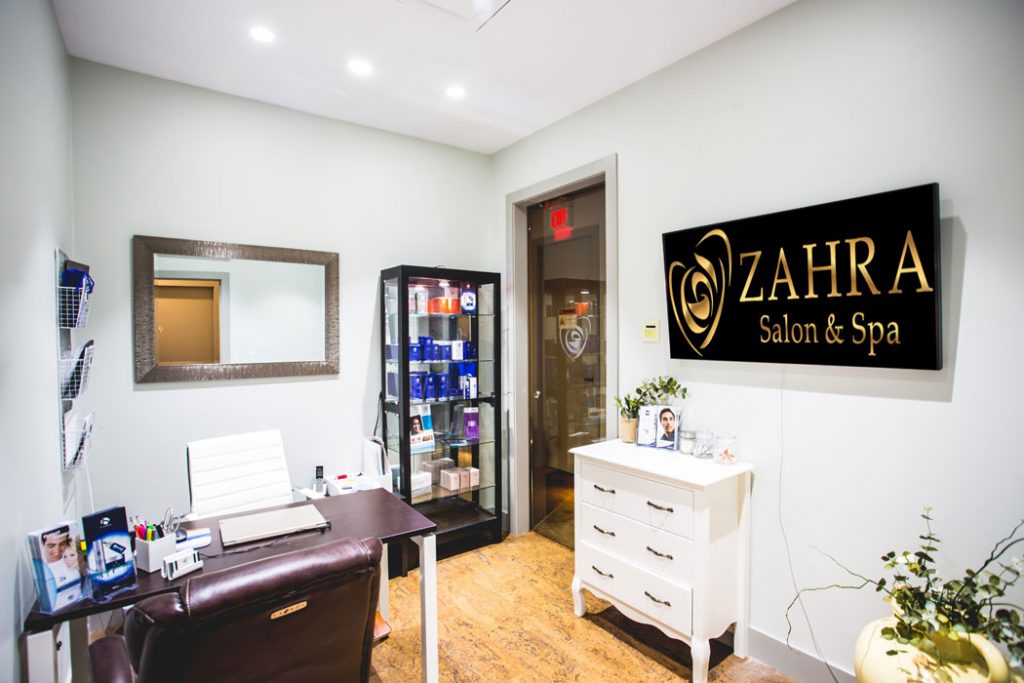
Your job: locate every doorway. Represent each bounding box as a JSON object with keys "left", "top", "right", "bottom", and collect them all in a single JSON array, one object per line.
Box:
[
  {"left": 527, "top": 184, "right": 607, "bottom": 548},
  {"left": 154, "top": 278, "right": 221, "bottom": 364}
]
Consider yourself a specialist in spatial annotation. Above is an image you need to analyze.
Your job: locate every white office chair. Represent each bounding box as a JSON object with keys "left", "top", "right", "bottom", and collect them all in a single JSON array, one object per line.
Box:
[{"left": 186, "top": 429, "right": 299, "bottom": 519}]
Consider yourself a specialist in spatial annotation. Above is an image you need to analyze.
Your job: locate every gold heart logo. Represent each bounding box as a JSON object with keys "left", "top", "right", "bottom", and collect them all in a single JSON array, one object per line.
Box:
[{"left": 668, "top": 229, "right": 732, "bottom": 357}]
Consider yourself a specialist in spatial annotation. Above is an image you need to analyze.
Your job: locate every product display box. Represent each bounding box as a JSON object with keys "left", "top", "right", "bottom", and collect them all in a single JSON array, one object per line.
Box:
[
  {"left": 411, "top": 470, "right": 433, "bottom": 496},
  {"left": 637, "top": 405, "right": 658, "bottom": 447},
  {"left": 439, "top": 467, "right": 462, "bottom": 491},
  {"left": 82, "top": 506, "right": 137, "bottom": 601}
]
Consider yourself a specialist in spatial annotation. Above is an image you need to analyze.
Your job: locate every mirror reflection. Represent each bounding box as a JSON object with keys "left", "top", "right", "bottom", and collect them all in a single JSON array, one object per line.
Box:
[{"left": 153, "top": 255, "right": 326, "bottom": 365}]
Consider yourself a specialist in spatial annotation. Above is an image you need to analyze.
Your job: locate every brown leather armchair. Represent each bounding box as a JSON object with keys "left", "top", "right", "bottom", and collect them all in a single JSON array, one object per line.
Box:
[{"left": 89, "top": 537, "right": 383, "bottom": 683}]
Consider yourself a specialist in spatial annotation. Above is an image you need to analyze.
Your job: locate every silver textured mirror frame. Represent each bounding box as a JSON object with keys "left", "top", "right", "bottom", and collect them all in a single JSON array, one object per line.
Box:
[{"left": 133, "top": 235, "right": 339, "bottom": 383}]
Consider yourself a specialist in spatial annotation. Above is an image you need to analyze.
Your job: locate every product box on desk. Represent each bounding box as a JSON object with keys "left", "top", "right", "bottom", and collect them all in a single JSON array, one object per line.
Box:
[
  {"left": 82, "top": 506, "right": 137, "bottom": 601},
  {"left": 27, "top": 521, "right": 87, "bottom": 613}
]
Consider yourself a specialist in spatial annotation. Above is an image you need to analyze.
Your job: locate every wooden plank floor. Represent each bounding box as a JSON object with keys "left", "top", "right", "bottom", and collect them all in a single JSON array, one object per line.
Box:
[{"left": 370, "top": 532, "right": 795, "bottom": 682}]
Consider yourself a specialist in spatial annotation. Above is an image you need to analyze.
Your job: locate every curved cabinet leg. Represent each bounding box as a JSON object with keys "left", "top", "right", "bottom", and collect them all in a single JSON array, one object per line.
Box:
[
  {"left": 571, "top": 575, "right": 585, "bottom": 617},
  {"left": 690, "top": 637, "right": 711, "bottom": 683}
]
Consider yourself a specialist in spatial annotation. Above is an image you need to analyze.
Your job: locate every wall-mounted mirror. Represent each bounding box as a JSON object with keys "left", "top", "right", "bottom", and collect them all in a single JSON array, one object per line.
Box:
[{"left": 133, "top": 235, "right": 339, "bottom": 383}]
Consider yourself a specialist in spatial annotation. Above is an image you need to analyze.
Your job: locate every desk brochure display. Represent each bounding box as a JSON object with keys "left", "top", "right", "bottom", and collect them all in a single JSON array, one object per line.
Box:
[
  {"left": 27, "top": 522, "right": 87, "bottom": 613},
  {"left": 82, "top": 506, "right": 137, "bottom": 601}
]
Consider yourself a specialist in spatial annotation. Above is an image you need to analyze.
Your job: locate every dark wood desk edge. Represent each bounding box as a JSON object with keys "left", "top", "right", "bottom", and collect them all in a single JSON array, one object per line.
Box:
[{"left": 24, "top": 489, "right": 436, "bottom": 633}]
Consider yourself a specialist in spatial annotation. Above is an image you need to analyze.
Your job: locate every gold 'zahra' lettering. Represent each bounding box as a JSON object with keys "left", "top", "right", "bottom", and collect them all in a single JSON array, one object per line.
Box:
[
  {"left": 889, "top": 230, "right": 934, "bottom": 294},
  {"left": 768, "top": 249, "right": 799, "bottom": 301},
  {"left": 846, "top": 237, "right": 881, "bottom": 296},
  {"left": 804, "top": 240, "right": 841, "bottom": 299},
  {"left": 739, "top": 251, "right": 763, "bottom": 302}
]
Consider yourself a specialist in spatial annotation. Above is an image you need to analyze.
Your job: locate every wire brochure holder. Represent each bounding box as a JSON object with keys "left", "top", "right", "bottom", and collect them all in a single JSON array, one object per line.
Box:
[
  {"left": 60, "top": 341, "right": 95, "bottom": 401},
  {"left": 62, "top": 411, "right": 94, "bottom": 472},
  {"left": 57, "top": 268, "right": 94, "bottom": 329}
]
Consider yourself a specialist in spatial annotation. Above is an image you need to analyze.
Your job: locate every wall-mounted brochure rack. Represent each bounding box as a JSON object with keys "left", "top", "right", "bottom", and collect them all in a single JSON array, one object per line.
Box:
[{"left": 56, "top": 251, "right": 95, "bottom": 475}]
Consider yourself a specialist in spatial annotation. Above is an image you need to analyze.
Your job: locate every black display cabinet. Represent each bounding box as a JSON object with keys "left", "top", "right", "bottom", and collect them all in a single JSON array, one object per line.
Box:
[{"left": 380, "top": 265, "right": 503, "bottom": 574}]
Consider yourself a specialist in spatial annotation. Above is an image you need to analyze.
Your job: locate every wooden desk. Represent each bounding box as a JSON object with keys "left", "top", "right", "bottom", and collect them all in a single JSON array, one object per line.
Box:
[{"left": 25, "top": 489, "right": 441, "bottom": 683}]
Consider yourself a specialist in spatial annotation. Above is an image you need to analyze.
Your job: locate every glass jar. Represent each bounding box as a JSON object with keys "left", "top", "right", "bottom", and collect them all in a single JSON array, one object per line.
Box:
[
  {"left": 678, "top": 430, "right": 696, "bottom": 455},
  {"left": 714, "top": 433, "right": 737, "bottom": 465},
  {"left": 693, "top": 431, "right": 714, "bottom": 459}
]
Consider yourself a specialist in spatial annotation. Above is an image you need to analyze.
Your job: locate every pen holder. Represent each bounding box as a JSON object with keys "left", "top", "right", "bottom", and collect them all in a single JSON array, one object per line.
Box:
[{"left": 136, "top": 535, "right": 176, "bottom": 573}]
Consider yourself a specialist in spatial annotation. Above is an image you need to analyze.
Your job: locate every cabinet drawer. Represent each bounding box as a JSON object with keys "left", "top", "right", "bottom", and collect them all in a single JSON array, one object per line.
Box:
[
  {"left": 579, "top": 502, "right": 694, "bottom": 586},
  {"left": 577, "top": 541, "right": 693, "bottom": 636},
  {"left": 580, "top": 461, "right": 694, "bottom": 539}
]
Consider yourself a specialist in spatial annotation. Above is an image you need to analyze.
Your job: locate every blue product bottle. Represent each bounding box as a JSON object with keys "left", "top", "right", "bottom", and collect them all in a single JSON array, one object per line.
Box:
[
  {"left": 410, "top": 372, "right": 425, "bottom": 400},
  {"left": 425, "top": 373, "right": 437, "bottom": 401}
]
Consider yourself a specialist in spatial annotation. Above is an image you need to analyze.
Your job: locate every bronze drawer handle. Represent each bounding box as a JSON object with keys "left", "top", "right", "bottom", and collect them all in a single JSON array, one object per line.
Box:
[
  {"left": 646, "top": 546, "right": 674, "bottom": 560},
  {"left": 644, "top": 591, "right": 672, "bottom": 607},
  {"left": 593, "top": 525, "right": 616, "bottom": 537},
  {"left": 646, "top": 500, "right": 674, "bottom": 513},
  {"left": 591, "top": 565, "right": 614, "bottom": 579},
  {"left": 593, "top": 484, "right": 616, "bottom": 494}
]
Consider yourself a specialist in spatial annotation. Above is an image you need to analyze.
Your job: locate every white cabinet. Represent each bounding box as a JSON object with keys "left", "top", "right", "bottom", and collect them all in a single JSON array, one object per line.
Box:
[{"left": 571, "top": 440, "right": 753, "bottom": 683}]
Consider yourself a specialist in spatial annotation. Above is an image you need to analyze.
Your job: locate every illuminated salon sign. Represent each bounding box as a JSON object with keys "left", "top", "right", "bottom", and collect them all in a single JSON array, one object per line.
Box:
[{"left": 661, "top": 184, "right": 941, "bottom": 369}]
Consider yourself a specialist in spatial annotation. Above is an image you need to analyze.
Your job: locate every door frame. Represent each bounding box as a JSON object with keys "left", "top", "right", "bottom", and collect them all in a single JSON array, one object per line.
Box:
[{"left": 505, "top": 154, "right": 619, "bottom": 536}]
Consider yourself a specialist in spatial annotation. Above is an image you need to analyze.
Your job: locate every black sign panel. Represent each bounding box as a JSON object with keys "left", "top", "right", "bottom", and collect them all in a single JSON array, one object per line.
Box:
[{"left": 662, "top": 184, "right": 941, "bottom": 369}]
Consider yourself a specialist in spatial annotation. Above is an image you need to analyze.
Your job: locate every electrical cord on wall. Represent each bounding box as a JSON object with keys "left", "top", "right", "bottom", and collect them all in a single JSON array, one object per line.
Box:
[
  {"left": 83, "top": 460, "right": 96, "bottom": 514},
  {"left": 776, "top": 369, "right": 840, "bottom": 682}
]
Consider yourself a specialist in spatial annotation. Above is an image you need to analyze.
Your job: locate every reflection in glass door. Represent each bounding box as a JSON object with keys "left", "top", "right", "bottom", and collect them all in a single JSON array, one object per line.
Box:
[{"left": 528, "top": 184, "right": 606, "bottom": 548}]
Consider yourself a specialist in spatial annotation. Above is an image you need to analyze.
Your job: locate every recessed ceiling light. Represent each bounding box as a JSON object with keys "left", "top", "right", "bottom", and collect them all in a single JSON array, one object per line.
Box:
[
  {"left": 445, "top": 85, "right": 466, "bottom": 100},
  {"left": 347, "top": 59, "right": 374, "bottom": 77},
  {"left": 249, "top": 26, "right": 276, "bottom": 43}
]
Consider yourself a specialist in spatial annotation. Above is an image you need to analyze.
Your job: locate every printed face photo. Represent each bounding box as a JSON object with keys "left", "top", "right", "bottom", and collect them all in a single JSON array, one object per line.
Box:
[
  {"left": 411, "top": 415, "right": 422, "bottom": 434},
  {"left": 42, "top": 528, "right": 71, "bottom": 563},
  {"left": 660, "top": 409, "right": 676, "bottom": 434}
]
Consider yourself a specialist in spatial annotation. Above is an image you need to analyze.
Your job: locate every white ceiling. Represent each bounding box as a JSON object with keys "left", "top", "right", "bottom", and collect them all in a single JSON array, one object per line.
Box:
[{"left": 53, "top": 0, "right": 795, "bottom": 154}]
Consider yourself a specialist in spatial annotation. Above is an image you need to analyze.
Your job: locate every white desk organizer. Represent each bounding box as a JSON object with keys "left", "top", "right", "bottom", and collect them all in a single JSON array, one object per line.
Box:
[{"left": 136, "top": 535, "right": 176, "bottom": 574}]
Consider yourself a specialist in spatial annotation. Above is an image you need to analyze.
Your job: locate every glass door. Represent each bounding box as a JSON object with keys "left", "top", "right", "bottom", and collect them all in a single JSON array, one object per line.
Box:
[{"left": 527, "top": 184, "right": 606, "bottom": 548}]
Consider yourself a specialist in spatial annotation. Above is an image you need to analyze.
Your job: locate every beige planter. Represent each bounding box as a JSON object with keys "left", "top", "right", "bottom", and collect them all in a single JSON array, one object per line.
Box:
[
  {"left": 854, "top": 616, "right": 1010, "bottom": 683},
  {"left": 619, "top": 416, "right": 638, "bottom": 443}
]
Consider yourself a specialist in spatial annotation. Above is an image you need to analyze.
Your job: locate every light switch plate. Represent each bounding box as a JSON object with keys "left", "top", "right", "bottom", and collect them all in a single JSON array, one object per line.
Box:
[{"left": 643, "top": 320, "right": 660, "bottom": 343}]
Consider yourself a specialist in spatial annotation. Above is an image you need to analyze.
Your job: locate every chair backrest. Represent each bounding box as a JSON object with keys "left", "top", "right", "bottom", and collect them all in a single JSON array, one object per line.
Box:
[
  {"left": 123, "top": 537, "right": 383, "bottom": 683},
  {"left": 186, "top": 430, "right": 294, "bottom": 518}
]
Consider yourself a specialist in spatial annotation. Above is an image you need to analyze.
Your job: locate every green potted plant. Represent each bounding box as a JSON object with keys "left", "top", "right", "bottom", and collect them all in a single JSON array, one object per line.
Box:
[
  {"left": 614, "top": 392, "right": 642, "bottom": 442},
  {"left": 787, "top": 508, "right": 1024, "bottom": 682}
]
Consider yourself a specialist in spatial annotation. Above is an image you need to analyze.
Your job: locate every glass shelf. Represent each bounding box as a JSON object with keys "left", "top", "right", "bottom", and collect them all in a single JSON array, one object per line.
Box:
[
  {"left": 385, "top": 359, "right": 493, "bottom": 366},
  {"left": 407, "top": 312, "right": 494, "bottom": 319},
  {"left": 384, "top": 395, "right": 495, "bottom": 408},
  {"left": 410, "top": 483, "right": 495, "bottom": 506},
  {"left": 394, "top": 437, "right": 496, "bottom": 459}
]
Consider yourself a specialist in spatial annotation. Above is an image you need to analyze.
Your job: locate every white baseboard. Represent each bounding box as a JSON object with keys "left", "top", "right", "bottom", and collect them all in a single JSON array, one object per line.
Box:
[{"left": 746, "top": 628, "right": 855, "bottom": 683}]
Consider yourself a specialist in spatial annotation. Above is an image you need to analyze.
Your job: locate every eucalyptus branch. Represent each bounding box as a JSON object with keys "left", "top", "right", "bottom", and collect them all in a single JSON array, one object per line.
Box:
[
  {"left": 785, "top": 580, "right": 873, "bottom": 643},
  {"left": 970, "top": 520, "right": 1024, "bottom": 575}
]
